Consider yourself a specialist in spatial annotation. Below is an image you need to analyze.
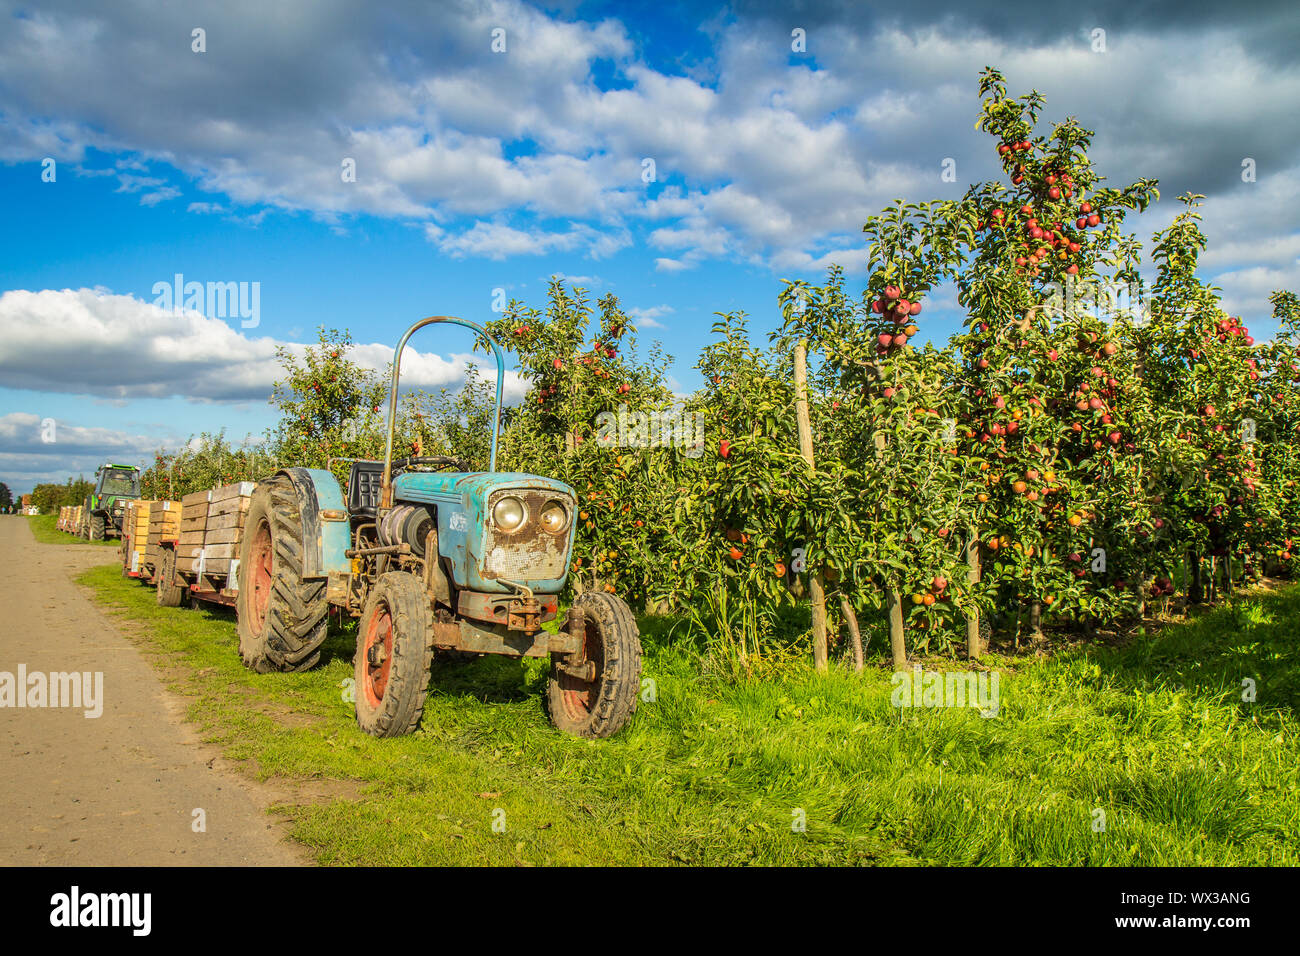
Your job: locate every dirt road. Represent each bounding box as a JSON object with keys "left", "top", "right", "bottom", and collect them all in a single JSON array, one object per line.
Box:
[{"left": 0, "top": 515, "right": 306, "bottom": 865}]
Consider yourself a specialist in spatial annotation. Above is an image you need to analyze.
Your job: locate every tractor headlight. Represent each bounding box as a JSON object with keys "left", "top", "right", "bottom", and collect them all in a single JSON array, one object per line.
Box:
[
  {"left": 539, "top": 501, "right": 569, "bottom": 534},
  {"left": 492, "top": 496, "right": 526, "bottom": 533}
]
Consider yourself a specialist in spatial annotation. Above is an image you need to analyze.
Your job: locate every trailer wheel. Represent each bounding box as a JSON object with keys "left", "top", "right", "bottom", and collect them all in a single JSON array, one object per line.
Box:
[
  {"left": 89, "top": 514, "right": 106, "bottom": 541},
  {"left": 546, "top": 591, "right": 642, "bottom": 739},
  {"left": 236, "top": 477, "right": 329, "bottom": 673},
  {"left": 156, "top": 547, "right": 184, "bottom": 608},
  {"left": 354, "top": 573, "right": 434, "bottom": 738}
]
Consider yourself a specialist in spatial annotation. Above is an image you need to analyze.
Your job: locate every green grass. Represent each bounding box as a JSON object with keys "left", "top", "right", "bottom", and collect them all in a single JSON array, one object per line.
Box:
[
  {"left": 25, "top": 513, "right": 120, "bottom": 545},
  {"left": 78, "top": 562, "right": 1300, "bottom": 865}
]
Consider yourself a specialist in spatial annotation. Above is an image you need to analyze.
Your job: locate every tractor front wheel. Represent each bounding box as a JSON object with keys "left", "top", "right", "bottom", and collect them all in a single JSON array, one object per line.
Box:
[
  {"left": 546, "top": 590, "right": 642, "bottom": 739},
  {"left": 235, "top": 477, "right": 329, "bottom": 673},
  {"left": 354, "top": 573, "right": 434, "bottom": 738},
  {"left": 89, "top": 514, "right": 106, "bottom": 541}
]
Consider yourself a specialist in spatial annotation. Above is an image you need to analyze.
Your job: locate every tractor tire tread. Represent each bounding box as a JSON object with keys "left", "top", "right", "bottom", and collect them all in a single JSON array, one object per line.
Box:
[
  {"left": 237, "top": 476, "right": 330, "bottom": 674},
  {"left": 354, "top": 573, "right": 434, "bottom": 738}
]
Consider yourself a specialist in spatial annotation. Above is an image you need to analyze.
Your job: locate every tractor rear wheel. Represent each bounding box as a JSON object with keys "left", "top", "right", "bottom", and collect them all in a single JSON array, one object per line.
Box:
[
  {"left": 546, "top": 590, "right": 642, "bottom": 739},
  {"left": 156, "top": 547, "right": 184, "bottom": 607},
  {"left": 354, "top": 573, "right": 434, "bottom": 738},
  {"left": 235, "top": 476, "right": 329, "bottom": 673},
  {"left": 89, "top": 514, "right": 106, "bottom": 541}
]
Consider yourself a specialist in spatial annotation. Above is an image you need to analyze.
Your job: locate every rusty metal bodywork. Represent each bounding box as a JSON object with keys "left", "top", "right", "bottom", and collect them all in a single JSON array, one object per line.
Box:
[
  {"left": 392, "top": 470, "right": 577, "bottom": 594},
  {"left": 432, "top": 612, "right": 581, "bottom": 659},
  {"left": 306, "top": 315, "right": 586, "bottom": 663}
]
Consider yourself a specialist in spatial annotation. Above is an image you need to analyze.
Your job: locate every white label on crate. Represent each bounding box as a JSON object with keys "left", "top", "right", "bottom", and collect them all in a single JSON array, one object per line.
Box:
[
  {"left": 240, "top": 482, "right": 254, "bottom": 496},
  {"left": 164, "top": 501, "right": 171, "bottom": 510},
  {"left": 197, "top": 547, "right": 207, "bottom": 576},
  {"left": 207, "top": 490, "right": 212, "bottom": 501},
  {"left": 130, "top": 553, "right": 139, "bottom": 572},
  {"left": 228, "top": 558, "right": 240, "bottom": 591}
]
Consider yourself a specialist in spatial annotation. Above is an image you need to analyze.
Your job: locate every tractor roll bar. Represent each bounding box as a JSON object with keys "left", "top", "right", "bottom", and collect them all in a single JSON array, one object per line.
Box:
[{"left": 380, "top": 316, "right": 505, "bottom": 508}]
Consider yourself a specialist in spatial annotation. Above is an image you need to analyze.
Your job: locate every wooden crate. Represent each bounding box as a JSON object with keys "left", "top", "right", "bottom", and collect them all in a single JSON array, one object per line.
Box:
[
  {"left": 145, "top": 500, "right": 181, "bottom": 574},
  {"left": 198, "top": 482, "right": 255, "bottom": 578},
  {"left": 124, "top": 500, "right": 156, "bottom": 574},
  {"left": 176, "top": 490, "right": 213, "bottom": 575}
]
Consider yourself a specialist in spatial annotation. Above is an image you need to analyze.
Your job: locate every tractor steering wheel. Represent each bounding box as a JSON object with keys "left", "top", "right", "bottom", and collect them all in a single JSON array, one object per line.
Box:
[{"left": 391, "top": 455, "right": 472, "bottom": 474}]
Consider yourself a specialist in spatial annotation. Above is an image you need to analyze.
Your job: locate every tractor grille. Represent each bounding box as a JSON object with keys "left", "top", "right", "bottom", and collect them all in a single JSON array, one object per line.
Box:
[{"left": 482, "top": 489, "right": 572, "bottom": 582}]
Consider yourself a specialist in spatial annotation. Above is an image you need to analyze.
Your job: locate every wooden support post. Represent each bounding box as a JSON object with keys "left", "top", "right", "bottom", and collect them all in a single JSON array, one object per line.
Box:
[
  {"left": 871, "top": 428, "right": 906, "bottom": 668},
  {"left": 887, "top": 589, "right": 906, "bottom": 670},
  {"left": 794, "top": 339, "right": 828, "bottom": 673},
  {"left": 966, "top": 527, "right": 982, "bottom": 658}
]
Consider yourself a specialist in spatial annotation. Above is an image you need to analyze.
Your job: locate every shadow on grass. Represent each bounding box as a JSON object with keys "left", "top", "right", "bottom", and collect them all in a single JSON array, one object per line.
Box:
[
  {"left": 1080, "top": 584, "right": 1300, "bottom": 719},
  {"left": 325, "top": 612, "right": 534, "bottom": 704}
]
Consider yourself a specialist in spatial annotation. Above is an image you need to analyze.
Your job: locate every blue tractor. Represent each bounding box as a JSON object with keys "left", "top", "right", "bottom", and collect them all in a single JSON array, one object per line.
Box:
[{"left": 235, "top": 317, "right": 642, "bottom": 739}]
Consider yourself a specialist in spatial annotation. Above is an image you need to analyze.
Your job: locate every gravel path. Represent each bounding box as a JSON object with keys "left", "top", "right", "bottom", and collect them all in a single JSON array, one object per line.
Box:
[{"left": 0, "top": 515, "right": 306, "bottom": 865}]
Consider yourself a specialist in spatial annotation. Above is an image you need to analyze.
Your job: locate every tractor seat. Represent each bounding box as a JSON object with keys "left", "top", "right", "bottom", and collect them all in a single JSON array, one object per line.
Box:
[{"left": 348, "top": 460, "right": 385, "bottom": 518}]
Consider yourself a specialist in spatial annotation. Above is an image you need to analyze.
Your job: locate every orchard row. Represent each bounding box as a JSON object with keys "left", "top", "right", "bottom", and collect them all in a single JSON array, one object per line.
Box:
[{"left": 139, "top": 70, "right": 1300, "bottom": 666}]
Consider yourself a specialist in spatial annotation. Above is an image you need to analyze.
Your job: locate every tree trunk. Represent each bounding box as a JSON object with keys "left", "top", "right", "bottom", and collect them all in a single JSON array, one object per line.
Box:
[
  {"left": 840, "top": 595, "right": 864, "bottom": 673},
  {"left": 1029, "top": 600, "right": 1044, "bottom": 644},
  {"left": 1188, "top": 549, "right": 1203, "bottom": 604}
]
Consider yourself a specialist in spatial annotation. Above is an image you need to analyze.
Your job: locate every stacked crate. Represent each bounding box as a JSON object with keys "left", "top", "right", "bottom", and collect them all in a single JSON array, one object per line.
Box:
[
  {"left": 71, "top": 506, "right": 83, "bottom": 533},
  {"left": 125, "top": 500, "right": 154, "bottom": 575},
  {"left": 172, "top": 482, "right": 255, "bottom": 592},
  {"left": 176, "top": 490, "right": 211, "bottom": 578},
  {"left": 199, "top": 482, "right": 255, "bottom": 589},
  {"left": 57, "top": 506, "right": 67, "bottom": 531},
  {"left": 145, "top": 500, "right": 181, "bottom": 578}
]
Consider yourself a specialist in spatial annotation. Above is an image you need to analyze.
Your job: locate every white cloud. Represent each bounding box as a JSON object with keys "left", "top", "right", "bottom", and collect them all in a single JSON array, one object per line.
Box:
[
  {"left": 626, "top": 305, "right": 673, "bottom": 329},
  {"left": 0, "top": 1, "right": 1295, "bottom": 281},
  {"left": 0, "top": 411, "right": 170, "bottom": 490},
  {"left": 0, "top": 287, "right": 530, "bottom": 403},
  {"left": 425, "top": 221, "right": 631, "bottom": 260}
]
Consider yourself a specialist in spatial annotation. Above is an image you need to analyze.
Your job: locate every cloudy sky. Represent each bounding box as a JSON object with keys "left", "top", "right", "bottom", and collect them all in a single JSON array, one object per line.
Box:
[{"left": 1, "top": 0, "right": 1297, "bottom": 493}]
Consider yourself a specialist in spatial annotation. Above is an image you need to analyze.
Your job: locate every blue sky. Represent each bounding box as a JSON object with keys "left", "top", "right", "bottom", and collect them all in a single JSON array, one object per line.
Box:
[{"left": 2, "top": 0, "right": 1298, "bottom": 493}]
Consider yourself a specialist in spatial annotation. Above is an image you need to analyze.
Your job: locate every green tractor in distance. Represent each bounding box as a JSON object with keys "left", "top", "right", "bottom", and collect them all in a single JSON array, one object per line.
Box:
[
  {"left": 79, "top": 463, "right": 141, "bottom": 540},
  {"left": 235, "top": 316, "right": 643, "bottom": 739}
]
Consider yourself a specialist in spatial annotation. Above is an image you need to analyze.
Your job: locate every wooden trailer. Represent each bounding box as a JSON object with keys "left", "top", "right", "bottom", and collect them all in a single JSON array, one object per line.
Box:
[{"left": 163, "top": 481, "right": 255, "bottom": 607}]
